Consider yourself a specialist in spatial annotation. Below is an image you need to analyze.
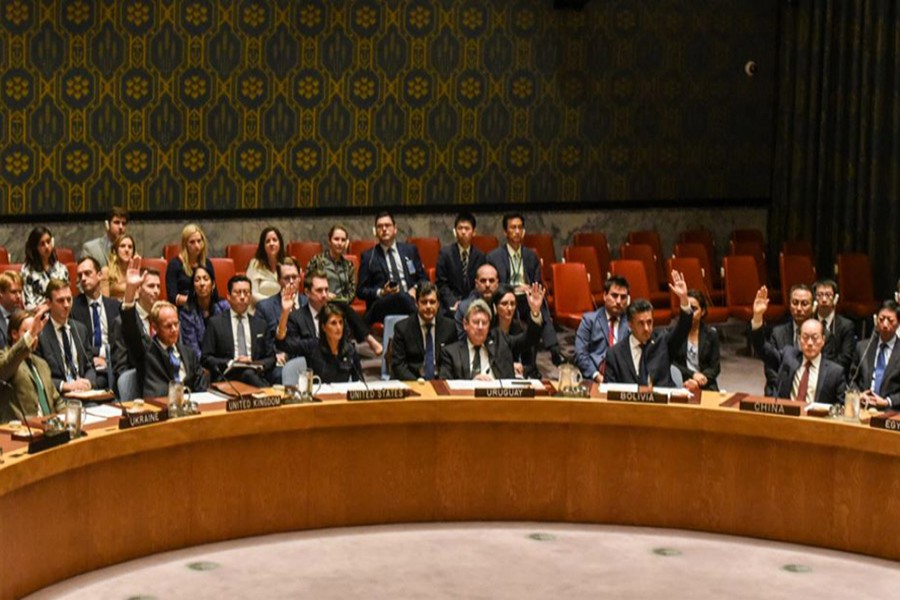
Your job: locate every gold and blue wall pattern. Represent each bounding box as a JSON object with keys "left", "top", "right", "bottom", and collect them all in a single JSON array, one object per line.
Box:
[{"left": 0, "top": 0, "right": 777, "bottom": 216}]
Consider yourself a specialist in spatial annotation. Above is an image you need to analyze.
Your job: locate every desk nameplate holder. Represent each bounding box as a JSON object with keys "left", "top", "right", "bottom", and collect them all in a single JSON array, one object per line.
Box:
[
  {"left": 870, "top": 411, "right": 900, "bottom": 431},
  {"left": 606, "top": 388, "right": 670, "bottom": 404},
  {"left": 739, "top": 397, "right": 806, "bottom": 417},
  {"left": 226, "top": 393, "right": 283, "bottom": 412},
  {"left": 9, "top": 417, "right": 73, "bottom": 454},
  {"left": 347, "top": 388, "right": 417, "bottom": 401},
  {"left": 119, "top": 399, "right": 169, "bottom": 430},
  {"left": 473, "top": 387, "right": 536, "bottom": 399}
]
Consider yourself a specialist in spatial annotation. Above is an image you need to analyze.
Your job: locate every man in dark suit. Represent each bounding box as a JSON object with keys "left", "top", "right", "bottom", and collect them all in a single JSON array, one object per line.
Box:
[
  {"left": 71, "top": 256, "right": 120, "bottom": 390},
  {"left": 435, "top": 211, "right": 486, "bottom": 316},
  {"left": 453, "top": 263, "right": 499, "bottom": 339},
  {"left": 574, "top": 275, "right": 631, "bottom": 382},
  {"left": 759, "top": 284, "right": 816, "bottom": 396},
  {"left": 357, "top": 211, "right": 428, "bottom": 325},
  {"left": 486, "top": 212, "right": 560, "bottom": 364},
  {"left": 121, "top": 257, "right": 205, "bottom": 398},
  {"left": 439, "top": 282, "right": 545, "bottom": 380},
  {"left": 813, "top": 279, "right": 856, "bottom": 374},
  {"left": 853, "top": 300, "right": 900, "bottom": 410},
  {"left": 0, "top": 306, "right": 66, "bottom": 423},
  {"left": 109, "top": 266, "right": 161, "bottom": 382},
  {"left": 604, "top": 271, "right": 692, "bottom": 387},
  {"left": 36, "top": 279, "right": 97, "bottom": 394},
  {"left": 391, "top": 282, "right": 456, "bottom": 380},
  {"left": 202, "top": 275, "right": 275, "bottom": 388},
  {"left": 0, "top": 271, "right": 24, "bottom": 348},
  {"left": 255, "top": 257, "right": 301, "bottom": 337},
  {"left": 751, "top": 286, "right": 845, "bottom": 404},
  {"left": 275, "top": 269, "right": 329, "bottom": 359}
]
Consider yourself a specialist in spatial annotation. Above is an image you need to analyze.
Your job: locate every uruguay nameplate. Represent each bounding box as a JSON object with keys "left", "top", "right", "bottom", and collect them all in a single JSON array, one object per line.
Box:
[
  {"left": 739, "top": 399, "right": 804, "bottom": 417},
  {"left": 226, "top": 394, "right": 283, "bottom": 412},
  {"left": 119, "top": 409, "right": 169, "bottom": 429},
  {"left": 606, "top": 390, "right": 669, "bottom": 404},
  {"left": 347, "top": 388, "right": 408, "bottom": 401},
  {"left": 869, "top": 412, "right": 900, "bottom": 431},
  {"left": 474, "top": 387, "right": 536, "bottom": 398}
]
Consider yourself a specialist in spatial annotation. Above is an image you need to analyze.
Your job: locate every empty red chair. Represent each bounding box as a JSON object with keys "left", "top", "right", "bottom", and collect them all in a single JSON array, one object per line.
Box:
[
  {"left": 523, "top": 233, "right": 557, "bottom": 291},
  {"left": 349, "top": 239, "right": 376, "bottom": 258},
  {"left": 673, "top": 242, "right": 724, "bottom": 303},
  {"left": 619, "top": 243, "right": 669, "bottom": 307},
  {"left": 140, "top": 257, "right": 168, "bottom": 301},
  {"left": 287, "top": 241, "right": 323, "bottom": 270},
  {"left": 835, "top": 253, "right": 879, "bottom": 320},
  {"left": 564, "top": 245, "right": 605, "bottom": 305},
  {"left": 729, "top": 240, "right": 767, "bottom": 285},
  {"left": 779, "top": 253, "right": 816, "bottom": 294},
  {"left": 471, "top": 234, "right": 499, "bottom": 255},
  {"left": 0, "top": 263, "right": 22, "bottom": 276},
  {"left": 573, "top": 231, "right": 611, "bottom": 279},
  {"left": 551, "top": 263, "right": 594, "bottom": 329},
  {"left": 610, "top": 259, "right": 671, "bottom": 325},
  {"left": 210, "top": 257, "right": 235, "bottom": 299},
  {"left": 627, "top": 230, "right": 665, "bottom": 284},
  {"left": 781, "top": 240, "right": 813, "bottom": 258},
  {"left": 0, "top": 246, "right": 9, "bottom": 264},
  {"left": 666, "top": 257, "right": 730, "bottom": 324},
  {"left": 730, "top": 229, "right": 765, "bottom": 245},
  {"left": 65, "top": 262, "right": 78, "bottom": 295},
  {"left": 723, "top": 255, "right": 785, "bottom": 322},
  {"left": 408, "top": 237, "right": 441, "bottom": 272},
  {"left": 163, "top": 243, "right": 181, "bottom": 261},
  {"left": 56, "top": 247, "right": 76, "bottom": 264},
  {"left": 225, "top": 244, "right": 257, "bottom": 274},
  {"left": 345, "top": 254, "right": 365, "bottom": 317}
]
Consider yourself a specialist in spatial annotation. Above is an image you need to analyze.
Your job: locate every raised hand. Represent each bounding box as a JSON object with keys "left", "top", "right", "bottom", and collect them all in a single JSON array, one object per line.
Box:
[
  {"left": 125, "top": 255, "right": 144, "bottom": 288},
  {"left": 280, "top": 286, "right": 295, "bottom": 314},
  {"left": 668, "top": 270, "right": 689, "bottom": 304},
  {"left": 525, "top": 282, "right": 546, "bottom": 315},
  {"left": 29, "top": 304, "right": 50, "bottom": 339},
  {"left": 753, "top": 286, "right": 769, "bottom": 317}
]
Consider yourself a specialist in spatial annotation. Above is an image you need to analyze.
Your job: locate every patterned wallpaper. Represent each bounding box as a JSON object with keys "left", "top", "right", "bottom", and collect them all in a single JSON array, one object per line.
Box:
[{"left": 0, "top": 0, "right": 777, "bottom": 215}]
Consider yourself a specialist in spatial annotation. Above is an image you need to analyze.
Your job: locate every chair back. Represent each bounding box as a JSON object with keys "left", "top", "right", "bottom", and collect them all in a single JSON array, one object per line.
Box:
[
  {"left": 620, "top": 243, "right": 663, "bottom": 291},
  {"left": 408, "top": 237, "right": 441, "bottom": 272},
  {"left": 287, "top": 241, "right": 323, "bottom": 271},
  {"left": 573, "top": 232, "right": 612, "bottom": 278},
  {"left": 381, "top": 314, "right": 406, "bottom": 381},
  {"left": 551, "top": 263, "right": 594, "bottom": 328},
  {"left": 471, "top": 234, "right": 499, "bottom": 255},
  {"left": 779, "top": 254, "right": 816, "bottom": 294},
  {"left": 564, "top": 245, "right": 605, "bottom": 300},
  {"left": 225, "top": 244, "right": 257, "bottom": 274},
  {"left": 210, "top": 257, "right": 236, "bottom": 299}
]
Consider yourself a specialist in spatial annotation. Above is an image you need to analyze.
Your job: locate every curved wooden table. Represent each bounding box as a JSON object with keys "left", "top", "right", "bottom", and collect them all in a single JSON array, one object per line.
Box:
[{"left": 1, "top": 389, "right": 898, "bottom": 597}]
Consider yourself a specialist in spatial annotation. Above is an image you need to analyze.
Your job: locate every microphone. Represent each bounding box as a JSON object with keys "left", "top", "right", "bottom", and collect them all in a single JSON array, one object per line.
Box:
[
  {"left": 848, "top": 330, "right": 878, "bottom": 393},
  {"left": 346, "top": 343, "right": 369, "bottom": 389},
  {"left": 215, "top": 367, "right": 246, "bottom": 402}
]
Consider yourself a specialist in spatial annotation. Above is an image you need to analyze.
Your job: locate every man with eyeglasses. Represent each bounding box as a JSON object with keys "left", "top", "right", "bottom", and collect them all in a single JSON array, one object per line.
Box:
[
  {"left": 574, "top": 275, "right": 631, "bottom": 382},
  {"left": 751, "top": 286, "right": 845, "bottom": 404},
  {"left": 812, "top": 279, "right": 856, "bottom": 374},
  {"left": 852, "top": 300, "right": 900, "bottom": 410},
  {"left": 758, "top": 284, "right": 816, "bottom": 396},
  {"left": 454, "top": 263, "right": 500, "bottom": 340}
]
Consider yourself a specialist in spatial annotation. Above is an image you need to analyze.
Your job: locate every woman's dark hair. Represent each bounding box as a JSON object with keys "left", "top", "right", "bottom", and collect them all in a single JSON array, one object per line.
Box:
[
  {"left": 318, "top": 303, "right": 349, "bottom": 354},
  {"left": 253, "top": 226, "right": 286, "bottom": 269},
  {"left": 491, "top": 284, "right": 516, "bottom": 308},
  {"left": 24, "top": 226, "right": 57, "bottom": 271},
  {"left": 687, "top": 289, "right": 708, "bottom": 318},
  {"left": 186, "top": 265, "right": 220, "bottom": 309}
]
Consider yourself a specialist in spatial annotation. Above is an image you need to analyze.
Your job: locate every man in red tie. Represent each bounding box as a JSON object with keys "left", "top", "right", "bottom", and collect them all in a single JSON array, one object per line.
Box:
[{"left": 573, "top": 275, "right": 630, "bottom": 383}]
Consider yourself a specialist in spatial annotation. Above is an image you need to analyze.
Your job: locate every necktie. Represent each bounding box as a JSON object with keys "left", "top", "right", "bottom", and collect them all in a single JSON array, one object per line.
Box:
[
  {"left": 795, "top": 361, "right": 812, "bottom": 402},
  {"left": 60, "top": 326, "right": 78, "bottom": 381},
  {"left": 424, "top": 322, "right": 435, "bottom": 380},
  {"left": 608, "top": 318, "right": 616, "bottom": 347},
  {"left": 461, "top": 249, "right": 470, "bottom": 292},
  {"left": 873, "top": 343, "right": 888, "bottom": 393},
  {"left": 472, "top": 345, "right": 482, "bottom": 376},
  {"left": 168, "top": 346, "right": 182, "bottom": 383},
  {"left": 638, "top": 342, "right": 648, "bottom": 385},
  {"left": 388, "top": 248, "right": 405, "bottom": 291},
  {"left": 511, "top": 252, "right": 521, "bottom": 285},
  {"left": 313, "top": 311, "right": 320, "bottom": 338},
  {"left": 236, "top": 314, "right": 248, "bottom": 357},
  {"left": 28, "top": 360, "right": 51, "bottom": 416},
  {"left": 91, "top": 301, "right": 102, "bottom": 348}
]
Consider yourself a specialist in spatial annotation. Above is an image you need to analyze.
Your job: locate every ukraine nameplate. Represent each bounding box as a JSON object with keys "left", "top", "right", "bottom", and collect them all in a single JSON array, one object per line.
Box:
[
  {"left": 347, "top": 388, "right": 408, "bottom": 401},
  {"left": 606, "top": 390, "right": 669, "bottom": 404},
  {"left": 739, "top": 399, "right": 804, "bottom": 417},
  {"left": 226, "top": 394, "right": 283, "bottom": 412},
  {"left": 474, "top": 387, "right": 535, "bottom": 398},
  {"left": 119, "top": 409, "right": 169, "bottom": 429}
]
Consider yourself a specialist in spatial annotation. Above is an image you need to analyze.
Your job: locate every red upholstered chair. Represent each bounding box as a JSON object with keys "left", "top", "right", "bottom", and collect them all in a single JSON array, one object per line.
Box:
[
  {"left": 564, "top": 245, "right": 605, "bottom": 306},
  {"left": 573, "top": 231, "right": 612, "bottom": 279},
  {"left": 551, "top": 263, "right": 594, "bottom": 329},
  {"left": 56, "top": 247, "right": 75, "bottom": 264},
  {"left": 666, "top": 257, "right": 730, "bottom": 324},
  {"left": 210, "top": 257, "right": 235, "bottom": 299},
  {"left": 835, "top": 253, "right": 879, "bottom": 320},
  {"left": 627, "top": 230, "right": 665, "bottom": 285},
  {"left": 0, "top": 247, "right": 9, "bottom": 264},
  {"left": 345, "top": 254, "right": 365, "bottom": 317},
  {"left": 679, "top": 229, "right": 716, "bottom": 258},
  {"left": 619, "top": 243, "right": 669, "bottom": 307},
  {"left": 225, "top": 244, "right": 257, "bottom": 275},
  {"left": 673, "top": 242, "right": 724, "bottom": 303},
  {"left": 779, "top": 253, "right": 816, "bottom": 294},
  {"left": 471, "top": 234, "right": 499, "bottom": 255},
  {"left": 781, "top": 240, "right": 813, "bottom": 258},
  {"left": 349, "top": 239, "right": 376, "bottom": 258},
  {"left": 163, "top": 243, "right": 181, "bottom": 261},
  {"left": 723, "top": 255, "right": 785, "bottom": 322},
  {"left": 523, "top": 233, "right": 557, "bottom": 294},
  {"left": 64, "top": 263, "right": 78, "bottom": 296},
  {"left": 140, "top": 258, "right": 168, "bottom": 301},
  {"left": 287, "top": 241, "right": 323, "bottom": 270},
  {"left": 610, "top": 259, "right": 672, "bottom": 325},
  {"left": 730, "top": 228, "right": 765, "bottom": 245},
  {"left": 0, "top": 263, "right": 21, "bottom": 275},
  {"left": 407, "top": 237, "right": 441, "bottom": 272}
]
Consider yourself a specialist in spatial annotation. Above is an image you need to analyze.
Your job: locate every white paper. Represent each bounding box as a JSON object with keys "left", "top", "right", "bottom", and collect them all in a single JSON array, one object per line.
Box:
[
  {"left": 318, "top": 381, "right": 410, "bottom": 394},
  {"left": 82, "top": 413, "right": 109, "bottom": 426},
  {"left": 189, "top": 391, "right": 230, "bottom": 405},
  {"left": 445, "top": 379, "right": 543, "bottom": 391},
  {"left": 85, "top": 404, "right": 124, "bottom": 418},
  {"left": 600, "top": 383, "right": 639, "bottom": 393},
  {"left": 653, "top": 386, "right": 692, "bottom": 397}
]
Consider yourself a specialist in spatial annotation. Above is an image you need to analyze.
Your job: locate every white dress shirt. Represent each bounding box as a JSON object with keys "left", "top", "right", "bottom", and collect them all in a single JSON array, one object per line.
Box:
[{"left": 791, "top": 354, "right": 821, "bottom": 403}]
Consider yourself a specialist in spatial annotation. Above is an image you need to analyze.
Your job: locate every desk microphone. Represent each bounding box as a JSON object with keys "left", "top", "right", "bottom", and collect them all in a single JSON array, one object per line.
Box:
[
  {"left": 216, "top": 370, "right": 246, "bottom": 402},
  {"left": 848, "top": 330, "right": 878, "bottom": 394},
  {"left": 0, "top": 378, "right": 35, "bottom": 441}
]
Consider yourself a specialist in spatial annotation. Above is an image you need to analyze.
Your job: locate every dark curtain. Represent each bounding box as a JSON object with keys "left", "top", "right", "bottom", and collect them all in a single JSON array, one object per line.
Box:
[{"left": 771, "top": 0, "right": 900, "bottom": 298}]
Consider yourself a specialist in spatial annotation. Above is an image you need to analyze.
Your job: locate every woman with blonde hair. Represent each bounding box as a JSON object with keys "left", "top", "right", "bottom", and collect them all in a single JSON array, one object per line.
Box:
[
  {"left": 105, "top": 234, "right": 136, "bottom": 300},
  {"left": 165, "top": 224, "right": 216, "bottom": 307}
]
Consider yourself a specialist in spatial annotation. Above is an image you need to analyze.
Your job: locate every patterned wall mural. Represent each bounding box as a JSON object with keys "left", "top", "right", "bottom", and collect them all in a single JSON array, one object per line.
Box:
[{"left": 0, "top": 0, "right": 777, "bottom": 216}]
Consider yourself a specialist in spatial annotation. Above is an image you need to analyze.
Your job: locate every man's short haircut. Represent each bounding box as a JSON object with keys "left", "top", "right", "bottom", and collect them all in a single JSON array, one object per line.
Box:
[
  {"left": 149, "top": 300, "right": 177, "bottom": 327},
  {"left": 140, "top": 267, "right": 161, "bottom": 280},
  {"left": 464, "top": 299, "right": 492, "bottom": 322},
  {"left": 304, "top": 269, "right": 328, "bottom": 292},
  {"left": 46, "top": 278, "right": 70, "bottom": 297},
  {"left": 789, "top": 283, "right": 813, "bottom": 297},
  {"left": 276, "top": 256, "right": 299, "bottom": 279},
  {"left": 418, "top": 281, "right": 437, "bottom": 299},
  {"left": 374, "top": 210, "right": 395, "bottom": 225},
  {"left": 227, "top": 274, "right": 251, "bottom": 294},
  {"left": 813, "top": 279, "right": 838, "bottom": 295},
  {"left": 7, "top": 309, "right": 30, "bottom": 336},
  {"left": 0, "top": 271, "right": 23, "bottom": 293},
  {"left": 475, "top": 262, "right": 498, "bottom": 279},
  {"left": 626, "top": 298, "right": 654, "bottom": 321},
  {"left": 501, "top": 212, "right": 524, "bottom": 230},
  {"left": 108, "top": 206, "right": 128, "bottom": 222},
  {"left": 454, "top": 211, "right": 476, "bottom": 229},
  {"left": 801, "top": 318, "right": 826, "bottom": 336},
  {"left": 878, "top": 299, "right": 900, "bottom": 318},
  {"left": 77, "top": 255, "right": 101, "bottom": 272},
  {"left": 604, "top": 275, "right": 630, "bottom": 294}
]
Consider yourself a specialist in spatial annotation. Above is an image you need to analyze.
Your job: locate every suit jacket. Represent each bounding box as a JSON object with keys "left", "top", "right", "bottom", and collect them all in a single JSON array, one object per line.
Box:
[
  {"left": 390, "top": 314, "right": 457, "bottom": 380},
  {"left": 274, "top": 298, "right": 324, "bottom": 358},
  {"left": 81, "top": 236, "right": 111, "bottom": 267},
  {"left": 486, "top": 245, "right": 543, "bottom": 287},
  {"left": 573, "top": 309, "right": 631, "bottom": 379},
  {"left": 71, "top": 294, "right": 121, "bottom": 356},
  {"left": 604, "top": 307, "right": 693, "bottom": 387},
  {"left": 773, "top": 351, "right": 845, "bottom": 404},
  {"left": 822, "top": 313, "right": 856, "bottom": 374},
  {"left": 110, "top": 309, "right": 154, "bottom": 379},
  {"left": 357, "top": 243, "right": 428, "bottom": 307},
  {"left": 0, "top": 336, "right": 64, "bottom": 423},
  {"left": 36, "top": 319, "right": 98, "bottom": 392},
  {"left": 439, "top": 315, "right": 542, "bottom": 380},
  {"left": 435, "top": 243, "right": 486, "bottom": 313},
  {"left": 0, "top": 310, "right": 9, "bottom": 348},
  {"left": 201, "top": 309, "right": 275, "bottom": 379},
  {"left": 121, "top": 304, "right": 204, "bottom": 398},
  {"left": 760, "top": 321, "right": 797, "bottom": 396},
  {"left": 852, "top": 336, "right": 900, "bottom": 407},
  {"left": 671, "top": 323, "right": 721, "bottom": 391}
]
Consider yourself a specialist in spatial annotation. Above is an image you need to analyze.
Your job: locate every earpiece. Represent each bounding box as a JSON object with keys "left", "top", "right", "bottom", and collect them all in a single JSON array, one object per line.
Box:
[
  {"left": 104, "top": 220, "right": 110, "bottom": 230},
  {"left": 372, "top": 226, "right": 376, "bottom": 236},
  {"left": 834, "top": 293, "right": 840, "bottom": 304}
]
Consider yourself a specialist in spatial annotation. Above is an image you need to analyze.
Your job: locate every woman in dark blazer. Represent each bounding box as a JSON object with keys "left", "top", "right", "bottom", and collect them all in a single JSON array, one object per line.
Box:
[
  {"left": 672, "top": 290, "right": 721, "bottom": 391},
  {"left": 304, "top": 303, "right": 362, "bottom": 384}
]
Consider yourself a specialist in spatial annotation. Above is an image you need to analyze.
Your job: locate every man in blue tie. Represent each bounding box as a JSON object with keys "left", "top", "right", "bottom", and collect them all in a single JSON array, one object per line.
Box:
[
  {"left": 390, "top": 282, "right": 456, "bottom": 380},
  {"left": 36, "top": 279, "right": 97, "bottom": 394},
  {"left": 71, "top": 257, "right": 120, "bottom": 390},
  {"left": 854, "top": 300, "right": 900, "bottom": 409}
]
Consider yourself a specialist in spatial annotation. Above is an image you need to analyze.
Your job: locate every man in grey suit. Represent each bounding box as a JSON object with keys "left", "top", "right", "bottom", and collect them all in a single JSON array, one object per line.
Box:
[
  {"left": 81, "top": 206, "right": 128, "bottom": 267},
  {"left": 854, "top": 300, "right": 900, "bottom": 410},
  {"left": 0, "top": 271, "right": 24, "bottom": 348}
]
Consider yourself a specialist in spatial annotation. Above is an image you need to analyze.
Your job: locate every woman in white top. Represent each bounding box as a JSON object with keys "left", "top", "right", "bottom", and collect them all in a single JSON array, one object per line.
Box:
[{"left": 245, "top": 226, "right": 286, "bottom": 305}]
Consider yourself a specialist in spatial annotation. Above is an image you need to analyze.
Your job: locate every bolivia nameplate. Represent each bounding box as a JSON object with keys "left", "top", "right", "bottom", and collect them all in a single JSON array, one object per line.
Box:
[
  {"left": 606, "top": 390, "right": 669, "bottom": 404},
  {"left": 739, "top": 399, "right": 803, "bottom": 417},
  {"left": 119, "top": 409, "right": 169, "bottom": 429},
  {"left": 474, "top": 387, "right": 536, "bottom": 398},
  {"left": 347, "top": 388, "right": 408, "bottom": 401},
  {"left": 226, "top": 394, "right": 283, "bottom": 412},
  {"left": 869, "top": 412, "right": 900, "bottom": 431}
]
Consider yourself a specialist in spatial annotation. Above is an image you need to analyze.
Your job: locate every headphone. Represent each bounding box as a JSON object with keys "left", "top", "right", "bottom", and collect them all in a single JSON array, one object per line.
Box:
[{"left": 104, "top": 220, "right": 109, "bottom": 230}]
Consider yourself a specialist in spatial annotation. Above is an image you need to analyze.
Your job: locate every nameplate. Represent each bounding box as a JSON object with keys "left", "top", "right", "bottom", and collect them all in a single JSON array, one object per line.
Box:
[
  {"left": 347, "top": 388, "right": 408, "bottom": 401},
  {"left": 474, "top": 387, "right": 536, "bottom": 398},
  {"left": 226, "top": 394, "right": 283, "bottom": 412},
  {"left": 869, "top": 412, "right": 900, "bottom": 431},
  {"left": 118, "top": 409, "right": 169, "bottom": 430},
  {"left": 606, "top": 390, "right": 669, "bottom": 404},
  {"left": 739, "top": 399, "right": 804, "bottom": 417}
]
